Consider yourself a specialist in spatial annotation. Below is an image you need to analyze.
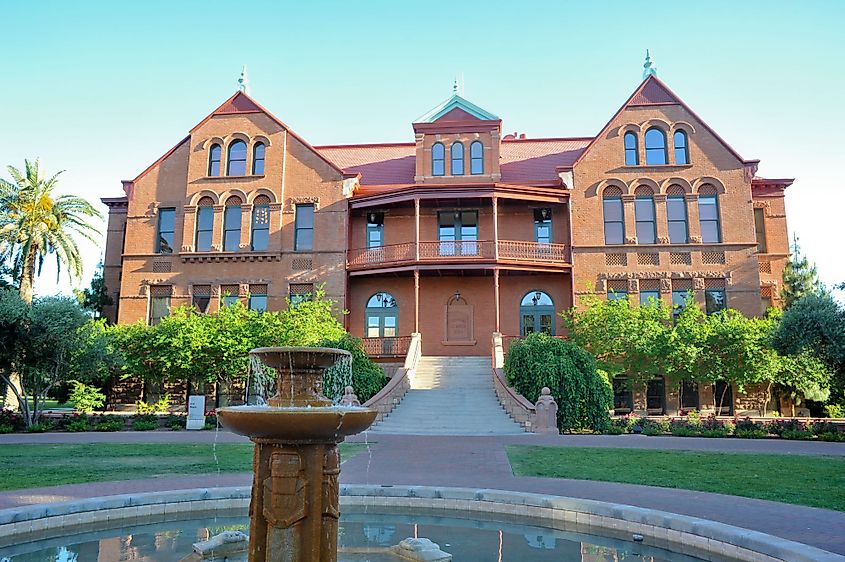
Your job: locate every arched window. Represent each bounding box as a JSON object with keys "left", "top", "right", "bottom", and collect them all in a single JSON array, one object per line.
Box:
[
  {"left": 251, "top": 195, "right": 271, "bottom": 251},
  {"left": 644, "top": 128, "right": 668, "bottom": 165},
  {"left": 223, "top": 196, "right": 243, "bottom": 251},
  {"left": 666, "top": 186, "right": 688, "bottom": 244},
  {"left": 431, "top": 143, "right": 445, "bottom": 176},
  {"left": 520, "top": 291, "right": 555, "bottom": 336},
  {"left": 602, "top": 187, "right": 624, "bottom": 245},
  {"left": 227, "top": 140, "right": 247, "bottom": 176},
  {"left": 635, "top": 187, "right": 656, "bottom": 244},
  {"left": 208, "top": 144, "right": 222, "bottom": 176},
  {"left": 673, "top": 130, "right": 689, "bottom": 165},
  {"left": 195, "top": 196, "right": 214, "bottom": 251},
  {"left": 365, "top": 292, "right": 398, "bottom": 338},
  {"left": 698, "top": 186, "right": 722, "bottom": 243},
  {"left": 252, "top": 142, "right": 266, "bottom": 175},
  {"left": 450, "top": 142, "right": 464, "bottom": 175},
  {"left": 470, "top": 141, "right": 483, "bottom": 175},
  {"left": 624, "top": 132, "right": 639, "bottom": 166}
]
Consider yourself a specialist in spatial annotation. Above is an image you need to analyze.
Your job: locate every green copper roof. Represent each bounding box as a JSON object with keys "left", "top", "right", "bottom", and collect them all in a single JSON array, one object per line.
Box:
[{"left": 415, "top": 93, "right": 499, "bottom": 123}]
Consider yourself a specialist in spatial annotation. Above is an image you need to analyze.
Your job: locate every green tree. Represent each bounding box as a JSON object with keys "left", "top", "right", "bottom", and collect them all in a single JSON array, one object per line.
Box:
[
  {"left": 781, "top": 235, "right": 822, "bottom": 309},
  {"left": 75, "top": 262, "right": 113, "bottom": 318},
  {"left": 0, "top": 159, "right": 102, "bottom": 304}
]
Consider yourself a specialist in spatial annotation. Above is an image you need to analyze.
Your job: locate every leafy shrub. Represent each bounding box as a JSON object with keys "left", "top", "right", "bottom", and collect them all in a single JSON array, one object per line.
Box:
[
  {"left": 622, "top": 413, "right": 643, "bottom": 433},
  {"left": 812, "top": 420, "right": 839, "bottom": 436},
  {"left": 505, "top": 333, "right": 612, "bottom": 432},
  {"left": 734, "top": 428, "right": 768, "bottom": 439},
  {"left": 824, "top": 403, "right": 844, "bottom": 418},
  {"left": 767, "top": 418, "right": 807, "bottom": 436},
  {"left": 136, "top": 394, "right": 171, "bottom": 414},
  {"left": 65, "top": 413, "right": 90, "bottom": 432},
  {"left": 601, "top": 418, "right": 627, "bottom": 435},
  {"left": 641, "top": 418, "right": 670, "bottom": 436},
  {"left": 68, "top": 380, "right": 106, "bottom": 413},
  {"left": 165, "top": 414, "right": 186, "bottom": 431},
  {"left": 698, "top": 415, "right": 733, "bottom": 438},
  {"left": 0, "top": 409, "right": 25, "bottom": 432},
  {"left": 818, "top": 431, "right": 845, "bottom": 442},
  {"left": 0, "top": 423, "right": 13, "bottom": 434},
  {"left": 94, "top": 414, "right": 125, "bottom": 432},
  {"left": 781, "top": 429, "right": 814, "bottom": 440},
  {"left": 734, "top": 417, "right": 762, "bottom": 433},
  {"left": 670, "top": 420, "right": 700, "bottom": 437},
  {"left": 132, "top": 414, "right": 159, "bottom": 431},
  {"left": 321, "top": 333, "right": 388, "bottom": 402},
  {"left": 203, "top": 410, "right": 218, "bottom": 430},
  {"left": 26, "top": 420, "right": 54, "bottom": 433}
]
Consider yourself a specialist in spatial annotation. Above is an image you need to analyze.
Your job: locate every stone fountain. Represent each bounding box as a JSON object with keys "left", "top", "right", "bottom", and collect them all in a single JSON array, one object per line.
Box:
[{"left": 216, "top": 347, "right": 377, "bottom": 562}]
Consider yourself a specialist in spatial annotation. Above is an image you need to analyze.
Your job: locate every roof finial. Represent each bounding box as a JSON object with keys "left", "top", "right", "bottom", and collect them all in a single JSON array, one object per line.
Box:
[
  {"left": 642, "top": 49, "right": 657, "bottom": 80},
  {"left": 238, "top": 65, "right": 250, "bottom": 94},
  {"left": 452, "top": 76, "right": 459, "bottom": 95}
]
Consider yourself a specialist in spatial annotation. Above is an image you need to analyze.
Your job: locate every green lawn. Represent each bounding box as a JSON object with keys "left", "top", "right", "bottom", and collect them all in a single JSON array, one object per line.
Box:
[
  {"left": 0, "top": 443, "right": 367, "bottom": 492},
  {"left": 507, "top": 445, "right": 845, "bottom": 512}
]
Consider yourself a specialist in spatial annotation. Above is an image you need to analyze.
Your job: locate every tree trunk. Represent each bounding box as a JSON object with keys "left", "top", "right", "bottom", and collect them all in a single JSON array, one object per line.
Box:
[
  {"left": 18, "top": 249, "right": 36, "bottom": 305},
  {"left": 3, "top": 373, "right": 23, "bottom": 411}
]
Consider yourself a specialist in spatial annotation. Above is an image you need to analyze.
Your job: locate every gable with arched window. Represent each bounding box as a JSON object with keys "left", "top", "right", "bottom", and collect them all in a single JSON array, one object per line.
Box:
[
  {"left": 251, "top": 194, "right": 271, "bottom": 251},
  {"left": 227, "top": 140, "right": 247, "bottom": 176},
  {"left": 252, "top": 142, "right": 266, "bottom": 175},
  {"left": 673, "top": 130, "right": 689, "bottom": 165},
  {"left": 195, "top": 196, "right": 214, "bottom": 251},
  {"left": 431, "top": 143, "right": 445, "bottom": 176},
  {"left": 450, "top": 142, "right": 464, "bottom": 175},
  {"left": 634, "top": 186, "right": 656, "bottom": 244},
  {"left": 208, "top": 144, "right": 222, "bottom": 176},
  {"left": 223, "top": 196, "right": 243, "bottom": 251},
  {"left": 520, "top": 291, "right": 555, "bottom": 335},
  {"left": 602, "top": 186, "right": 624, "bottom": 245},
  {"left": 365, "top": 292, "right": 398, "bottom": 338},
  {"left": 470, "top": 141, "right": 483, "bottom": 174},
  {"left": 624, "top": 132, "right": 639, "bottom": 166},
  {"left": 644, "top": 127, "right": 668, "bottom": 165},
  {"left": 698, "top": 185, "right": 722, "bottom": 243}
]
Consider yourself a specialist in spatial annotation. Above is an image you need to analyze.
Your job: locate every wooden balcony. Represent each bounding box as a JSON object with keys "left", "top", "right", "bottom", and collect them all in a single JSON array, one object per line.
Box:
[
  {"left": 348, "top": 240, "right": 570, "bottom": 271},
  {"left": 361, "top": 336, "right": 412, "bottom": 358}
]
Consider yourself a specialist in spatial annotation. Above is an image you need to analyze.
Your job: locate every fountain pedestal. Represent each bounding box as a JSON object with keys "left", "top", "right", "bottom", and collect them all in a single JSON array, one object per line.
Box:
[{"left": 218, "top": 347, "right": 377, "bottom": 562}]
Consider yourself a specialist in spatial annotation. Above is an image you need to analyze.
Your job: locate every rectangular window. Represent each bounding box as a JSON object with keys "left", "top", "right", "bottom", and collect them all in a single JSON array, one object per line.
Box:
[
  {"left": 534, "top": 208, "right": 552, "bottom": 244},
  {"left": 367, "top": 212, "right": 384, "bottom": 249},
  {"left": 192, "top": 285, "right": 211, "bottom": 313},
  {"left": 680, "top": 380, "right": 699, "bottom": 410},
  {"left": 249, "top": 285, "right": 268, "bottom": 312},
  {"left": 149, "top": 286, "right": 171, "bottom": 325},
  {"left": 612, "top": 377, "right": 634, "bottom": 413},
  {"left": 699, "top": 195, "right": 721, "bottom": 243},
  {"left": 220, "top": 284, "right": 240, "bottom": 307},
  {"left": 223, "top": 206, "right": 241, "bottom": 251},
  {"left": 635, "top": 197, "right": 656, "bottom": 244},
  {"left": 754, "top": 207, "right": 767, "bottom": 254},
  {"left": 666, "top": 196, "right": 688, "bottom": 244},
  {"left": 294, "top": 204, "right": 314, "bottom": 251},
  {"left": 607, "top": 290, "right": 628, "bottom": 301},
  {"left": 639, "top": 290, "right": 660, "bottom": 306},
  {"left": 251, "top": 205, "right": 270, "bottom": 251},
  {"left": 603, "top": 198, "right": 624, "bottom": 245},
  {"left": 672, "top": 289, "right": 690, "bottom": 318},
  {"left": 438, "top": 211, "right": 477, "bottom": 256},
  {"left": 647, "top": 378, "right": 665, "bottom": 413},
  {"left": 289, "top": 283, "right": 314, "bottom": 307},
  {"left": 705, "top": 289, "right": 726, "bottom": 315},
  {"left": 195, "top": 206, "right": 214, "bottom": 251},
  {"left": 156, "top": 208, "right": 175, "bottom": 254}
]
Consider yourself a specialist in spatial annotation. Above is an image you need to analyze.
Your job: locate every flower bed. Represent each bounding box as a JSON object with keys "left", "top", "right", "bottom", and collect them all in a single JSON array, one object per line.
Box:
[{"left": 0, "top": 408, "right": 199, "bottom": 433}]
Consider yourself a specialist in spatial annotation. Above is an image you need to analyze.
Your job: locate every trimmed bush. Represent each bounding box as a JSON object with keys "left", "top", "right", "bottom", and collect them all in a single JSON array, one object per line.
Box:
[
  {"left": 94, "top": 414, "right": 125, "bottom": 432},
  {"left": 505, "top": 332, "right": 612, "bottom": 432},
  {"left": 132, "top": 414, "right": 159, "bottom": 431},
  {"left": 165, "top": 414, "right": 186, "bottom": 431}
]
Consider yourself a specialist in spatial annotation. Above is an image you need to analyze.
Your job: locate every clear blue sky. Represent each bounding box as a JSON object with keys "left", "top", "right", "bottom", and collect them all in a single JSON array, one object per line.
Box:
[{"left": 2, "top": 0, "right": 843, "bottom": 297}]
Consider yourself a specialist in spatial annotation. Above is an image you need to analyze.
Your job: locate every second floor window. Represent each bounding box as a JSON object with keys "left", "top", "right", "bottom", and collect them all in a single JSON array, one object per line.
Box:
[
  {"left": 438, "top": 210, "right": 478, "bottom": 256},
  {"left": 432, "top": 143, "right": 445, "bottom": 176},
  {"left": 754, "top": 207, "right": 767, "bottom": 253},
  {"left": 667, "top": 194, "right": 688, "bottom": 244},
  {"left": 699, "top": 191, "right": 722, "bottom": 243},
  {"left": 705, "top": 289, "right": 726, "bottom": 314},
  {"left": 249, "top": 285, "right": 268, "bottom": 312},
  {"left": 635, "top": 193, "right": 656, "bottom": 244},
  {"left": 644, "top": 127, "right": 668, "bottom": 165},
  {"left": 195, "top": 198, "right": 214, "bottom": 251},
  {"left": 208, "top": 144, "right": 222, "bottom": 176},
  {"left": 451, "top": 142, "right": 464, "bottom": 175},
  {"left": 367, "top": 212, "right": 384, "bottom": 248},
  {"left": 603, "top": 192, "right": 624, "bottom": 245},
  {"left": 156, "top": 207, "right": 175, "bottom": 254},
  {"left": 149, "top": 286, "right": 171, "bottom": 325},
  {"left": 227, "top": 140, "right": 247, "bottom": 176},
  {"left": 470, "top": 141, "right": 483, "bottom": 174},
  {"left": 674, "top": 130, "right": 689, "bottom": 164},
  {"left": 295, "top": 204, "right": 314, "bottom": 251},
  {"left": 252, "top": 143, "right": 265, "bottom": 175},
  {"left": 534, "top": 208, "right": 551, "bottom": 244},
  {"left": 251, "top": 196, "right": 270, "bottom": 251},
  {"left": 223, "top": 197, "right": 242, "bottom": 251},
  {"left": 624, "top": 132, "right": 638, "bottom": 166}
]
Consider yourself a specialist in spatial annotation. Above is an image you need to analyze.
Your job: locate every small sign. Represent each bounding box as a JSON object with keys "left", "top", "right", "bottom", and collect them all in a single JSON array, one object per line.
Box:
[{"left": 187, "top": 395, "right": 205, "bottom": 430}]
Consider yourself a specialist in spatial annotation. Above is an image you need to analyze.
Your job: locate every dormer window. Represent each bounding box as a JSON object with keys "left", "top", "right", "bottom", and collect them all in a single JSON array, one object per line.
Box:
[
  {"left": 470, "top": 141, "right": 483, "bottom": 175},
  {"left": 450, "top": 142, "right": 464, "bottom": 175},
  {"left": 432, "top": 143, "right": 445, "bottom": 176}
]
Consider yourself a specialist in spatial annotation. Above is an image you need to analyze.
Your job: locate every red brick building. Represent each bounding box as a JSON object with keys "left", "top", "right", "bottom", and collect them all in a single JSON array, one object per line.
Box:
[{"left": 101, "top": 75, "right": 791, "bottom": 412}]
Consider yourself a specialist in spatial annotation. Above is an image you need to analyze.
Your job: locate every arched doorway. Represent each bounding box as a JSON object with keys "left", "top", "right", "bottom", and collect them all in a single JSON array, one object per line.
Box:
[
  {"left": 365, "top": 292, "right": 398, "bottom": 338},
  {"left": 520, "top": 291, "right": 555, "bottom": 336}
]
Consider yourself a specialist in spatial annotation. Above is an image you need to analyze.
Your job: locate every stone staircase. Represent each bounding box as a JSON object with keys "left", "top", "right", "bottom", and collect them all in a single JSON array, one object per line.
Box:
[{"left": 368, "top": 356, "right": 525, "bottom": 435}]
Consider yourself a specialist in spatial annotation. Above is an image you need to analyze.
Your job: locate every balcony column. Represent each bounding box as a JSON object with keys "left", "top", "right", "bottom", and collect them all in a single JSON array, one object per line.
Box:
[
  {"left": 492, "top": 196, "right": 499, "bottom": 259},
  {"left": 493, "top": 268, "right": 500, "bottom": 332},
  {"left": 414, "top": 269, "right": 420, "bottom": 333},
  {"left": 414, "top": 198, "right": 420, "bottom": 261}
]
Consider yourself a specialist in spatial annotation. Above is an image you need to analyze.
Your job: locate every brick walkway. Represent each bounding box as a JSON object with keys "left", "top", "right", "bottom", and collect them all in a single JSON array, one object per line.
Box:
[{"left": 2, "top": 431, "right": 844, "bottom": 554}]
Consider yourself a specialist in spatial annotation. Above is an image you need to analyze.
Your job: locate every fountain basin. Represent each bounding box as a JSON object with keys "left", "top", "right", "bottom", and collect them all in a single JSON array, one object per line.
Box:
[{"left": 217, "top": 406, "right": 377, "bottom": 442}]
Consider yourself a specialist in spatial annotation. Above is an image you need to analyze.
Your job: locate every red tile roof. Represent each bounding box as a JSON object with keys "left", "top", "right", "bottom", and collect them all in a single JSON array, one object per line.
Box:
[
  {"left": 316, "top": 138, "right": 591, "bottom": 186},
  {"left": 629, "top": 78, "right": 678, "bottom": 106}
]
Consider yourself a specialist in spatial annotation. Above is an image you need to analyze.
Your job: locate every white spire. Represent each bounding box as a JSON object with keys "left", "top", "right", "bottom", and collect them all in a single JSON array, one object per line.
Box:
[
  {"left": 238, "top": 65, "right": 250, "bottom": 94},
  {"left": 642, "top": 49, "right": 657, "bottom": 80}
]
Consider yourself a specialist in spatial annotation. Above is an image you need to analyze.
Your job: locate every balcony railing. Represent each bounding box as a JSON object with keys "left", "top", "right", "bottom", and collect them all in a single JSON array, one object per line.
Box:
[
  {"left": 361, "top": 336, "right": 412, "bottom": 358},
  {"left": 348, "top": 240, "right": 569, "bottom": 270}
]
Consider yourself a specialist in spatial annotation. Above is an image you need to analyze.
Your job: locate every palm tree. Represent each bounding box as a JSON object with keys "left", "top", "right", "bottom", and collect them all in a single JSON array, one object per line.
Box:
[{"left": 0, "top": 159, "right": 102, "bottom": 304}]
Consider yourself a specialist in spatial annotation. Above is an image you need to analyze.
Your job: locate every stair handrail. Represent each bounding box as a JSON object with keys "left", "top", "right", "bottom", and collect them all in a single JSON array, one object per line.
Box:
[{"left": 363, "top": 332, "right": 421, "bottom": 421}]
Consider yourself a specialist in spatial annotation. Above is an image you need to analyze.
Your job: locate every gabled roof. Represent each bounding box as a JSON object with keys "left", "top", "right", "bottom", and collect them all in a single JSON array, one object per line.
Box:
[
  {"left": 414, "top": 93, "right": 499, "bottom": 123},
  {"left": 570, "top": 74, "right": 752, "bottom": 168}
]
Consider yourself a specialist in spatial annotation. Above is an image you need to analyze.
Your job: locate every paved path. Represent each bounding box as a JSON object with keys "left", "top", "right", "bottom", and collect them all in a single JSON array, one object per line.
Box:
[{"left": 2, "top": 431, "right": 844, "bottom": 554}]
